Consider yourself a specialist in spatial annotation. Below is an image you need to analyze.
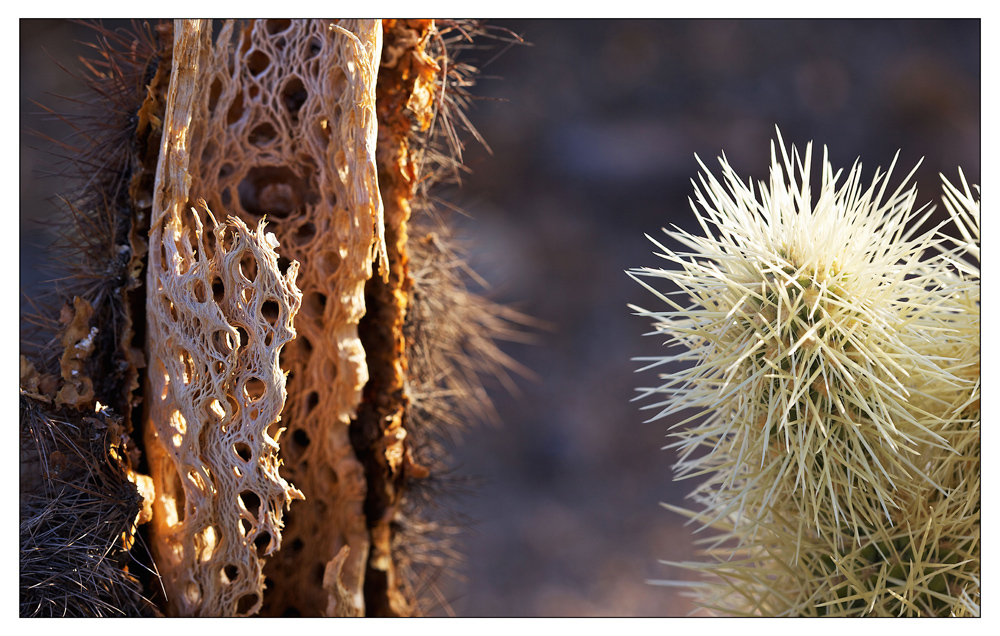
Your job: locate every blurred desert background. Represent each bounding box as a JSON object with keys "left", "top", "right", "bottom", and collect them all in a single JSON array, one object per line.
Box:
[{"left": 21, "top": 19, "right": 980, "bottom": 617}]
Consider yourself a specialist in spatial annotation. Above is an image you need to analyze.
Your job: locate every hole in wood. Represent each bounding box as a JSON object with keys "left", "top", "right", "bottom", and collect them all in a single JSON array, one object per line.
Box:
[
  {"left": 247, "top": 50, "right": 270, "bottom": 76},
  {"left": 236, "top": 593, "right": 258, "bottom": 615},
  {"left": 244, "top": 377, "right": 266, "bottom": 401},
  {"left": 234, "top": 442, "right": 252, "bottom": 462},
  {"left": 281, "top": 76, "right": 307, "bottom": 121}
]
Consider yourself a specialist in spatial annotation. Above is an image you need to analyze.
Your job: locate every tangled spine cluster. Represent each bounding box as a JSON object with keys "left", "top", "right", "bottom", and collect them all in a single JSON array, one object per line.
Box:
[{"left": 631, "top": 131, "right": 980, "bottom": 616}]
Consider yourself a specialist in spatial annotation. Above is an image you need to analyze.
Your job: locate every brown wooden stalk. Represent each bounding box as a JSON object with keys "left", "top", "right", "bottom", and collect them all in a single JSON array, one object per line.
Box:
[{"left": 349, "top": 18, "right": 439, "bottom": 617}]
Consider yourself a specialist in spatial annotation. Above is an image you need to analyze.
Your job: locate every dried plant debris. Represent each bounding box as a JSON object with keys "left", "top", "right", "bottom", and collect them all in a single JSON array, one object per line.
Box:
[
  {"left": 20, "top": 22, "right": 172, "bottom": 618},
  {"left": 22, "top": 18, "right": 529, "bottom": 617},
  {"left": 23, "top": 20, "right": 172, "bottom": 430},
  {"left": 355, "top": 19, "right": 534, "bottom": 616},
  {"left": 19, "top": 392, "right": 157, "bottom": 617}
]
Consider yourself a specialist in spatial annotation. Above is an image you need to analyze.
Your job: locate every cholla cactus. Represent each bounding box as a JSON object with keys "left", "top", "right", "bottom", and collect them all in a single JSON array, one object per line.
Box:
[
  {"left": 20, "top": 18, "right": 527, "bottom": 617},
  {"left": 631, "top": 132, "right": 980, "bottom": 616}
]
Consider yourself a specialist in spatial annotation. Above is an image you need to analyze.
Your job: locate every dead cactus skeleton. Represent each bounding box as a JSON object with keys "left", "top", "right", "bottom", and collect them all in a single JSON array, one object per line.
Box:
[{"left": 21, "top": 18, "right": 527, "bottom": 617}]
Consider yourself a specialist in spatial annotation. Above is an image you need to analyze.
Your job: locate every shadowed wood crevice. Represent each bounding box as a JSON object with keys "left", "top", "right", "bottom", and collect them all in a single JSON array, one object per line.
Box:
[{"left": 348, "top": 18, "right": 434, "bottom": 618}]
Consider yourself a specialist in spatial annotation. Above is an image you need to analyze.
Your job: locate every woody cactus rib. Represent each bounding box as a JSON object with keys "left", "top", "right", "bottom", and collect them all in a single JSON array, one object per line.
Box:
[
  {"left": 144, "top": 21, "right": 306, "bottom": 616},
  {"left": 632, "top": 131, "right": 980, "bottom": 616},
  {"left": 168, "top": 19, "right": 387, "bottom": 617}
]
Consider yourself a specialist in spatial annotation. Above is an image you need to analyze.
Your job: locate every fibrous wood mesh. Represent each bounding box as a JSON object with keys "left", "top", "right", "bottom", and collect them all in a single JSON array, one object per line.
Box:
[
  {"left": 154, "top": 19, "right": 386, "bottom": 616},
  {"left": 145, "top": 20, "right": 306, "bottom": 617}
]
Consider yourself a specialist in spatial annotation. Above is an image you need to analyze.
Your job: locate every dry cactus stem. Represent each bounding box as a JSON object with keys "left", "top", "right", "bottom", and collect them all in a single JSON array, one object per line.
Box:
[
  {"left": 145, "top": 19, "right": 381, "bottom": 616},
  {"left": 23, "top": 18, "right": 525, "bottom": 617},
  {"left": 360, "top": 21, "right": 536, "bottom": 616}
]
